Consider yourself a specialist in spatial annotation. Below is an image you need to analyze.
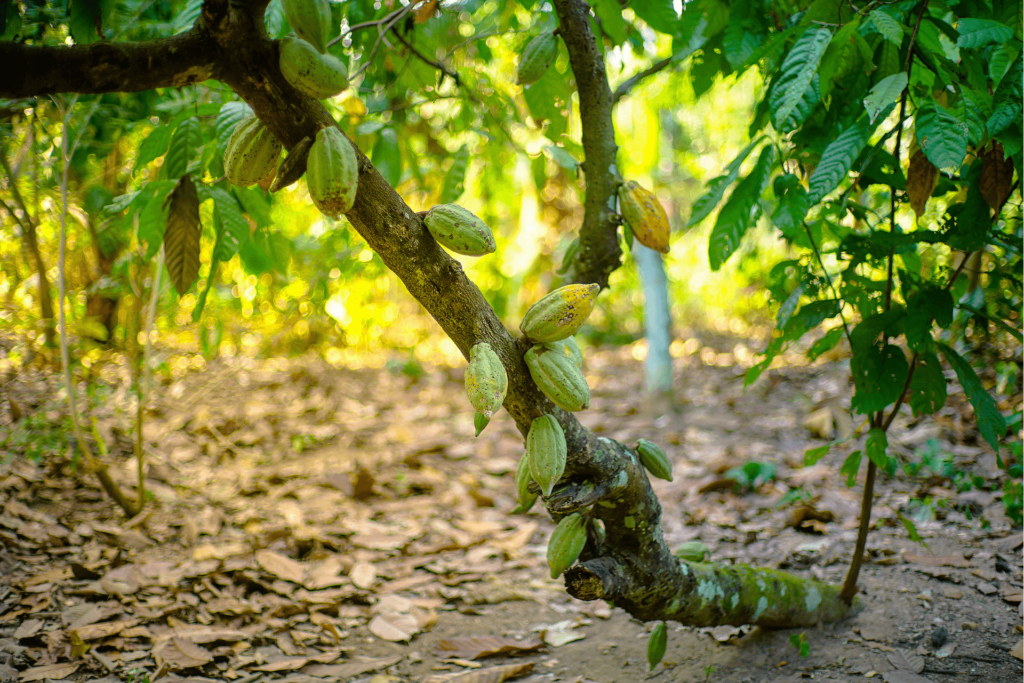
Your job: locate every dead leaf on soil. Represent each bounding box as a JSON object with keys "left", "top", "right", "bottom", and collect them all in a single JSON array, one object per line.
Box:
[
  {"left": 350, "top": 561, "right": 377, "bottom": 589},
  {"left": 303, "top": 655, "right": 403, "bottom": 678},
  {"left": 12, "top": 618, "right": 42, "bottom": 639},
  {"left": 424, "top": 661, "right": 534, "bottom": 683},
  {"left": 433, "top": 636, "right": 544, "bottom": 660},
  {"left": 904, "top": 553, "right": 971, "bottom": 568},
  {"left": 369, "top": 613, "right": 418, "bottom": 642},
  {"left": 256, "top": 549, "right": 305, "bottom": 583},
  {"left": 1010, "top": 639, "right": 1023, "bottom": 661},
  {"left": 887, "top": 649, "right": 925, "bottom": 673},
  {"left": 18, "top": 661, "right": 81, "bottom": 682},
  {"left": 153, "top": 636, "right": 214, "bottom": 671},
  {"left": 882, "top": 672, "right": 935, "bottom": 683},
  {"left": 254, "top": 651, "right": 344, "bottom": 671},
  {"left": 935, "top": 642, "right": 956, "bottom": 658}
]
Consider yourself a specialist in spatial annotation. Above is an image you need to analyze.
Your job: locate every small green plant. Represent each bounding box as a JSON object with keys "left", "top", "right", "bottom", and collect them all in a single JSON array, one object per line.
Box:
[
  {"left": 703, "top": 664, "right": 716, "bottom": 681},
  {"left": 125, "top": 669, "right": 151, "bottom": 683},
  {"left": 789, "top": 632, "right": 810, "bottom": 658},
  {"left": 0, "top": 401, "right": 73, "bottom": 463},
  {"left": 726, "top": 461, "right": 776, "bottom": 491}
]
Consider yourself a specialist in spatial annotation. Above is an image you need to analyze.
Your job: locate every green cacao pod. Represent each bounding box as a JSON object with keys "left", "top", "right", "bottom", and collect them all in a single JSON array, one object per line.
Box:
[
  {"left": 647, "top": 622, "right": 667, "bottom": 671},
  {"left": 283, "top": 0, "right": 331, "bottom": 53},
  {"left": 674, "top": 541, "right": 710, "bottom": 562},
  {"left": 511, "top": 451, "right": 537, "bottom": 514},
  {"left": 279, "top": 36, "right": 349, "bottom": 99},
  {"left": 465, "top": 342, "right": 507, "bottom": 418},
  {"left": 224, "top": 116, "right": 283, "bottom": 188},
  {"left": 637, "top": 439, "right": 673, "bottom": 481},
  {"left": 619, "top": 181, "right": 670, "bottom": 254},
  {"left": 527, "top": 414, "right": 566, "bottom": 496},
  {"left": 546, "top": 512, "right": 586, "bottom": 579},
  {"left": 520, "top": 284, "right": 600, "bottom": 343},
  {"left": 517, "top": 32, "right": 558, "bottom": 86},
  {"left": 524, "top": 344, "right": 590, "bottom": 412},
  {"left": 423, "top": 204, "right": 496, "bottom": 256},
  {"left": 542, "top": 336, "right": 583, "bottom": 368},
  {"left": 474, "top": 411, "right": 490, "bottom": 437},
  {"left": 307, "top": 127, "right": 358, "bottom": 218}
]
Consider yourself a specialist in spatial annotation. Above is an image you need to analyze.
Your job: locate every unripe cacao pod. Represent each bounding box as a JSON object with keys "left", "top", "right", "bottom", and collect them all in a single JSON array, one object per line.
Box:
[
  {"left": 517, "top": 33, "right": 558, "bottom": 86},
  {"left": 306, "top": 127, "right": 358, "bottom": 218},
  {"left": 637, "top": 439, "right": 673, "bottom": 481},
  {"left": 647, "top": 622, "right": 667, "bottom": 671},
  {"left": 280, "top": 36, "right": 349, "bottom": 99},
  {"left": 520, "top": 284, "right": 600, "bottom": 343},
  {"left": 527, "top": 414, "right": 566, "bottom": 496},
  {"left": 511, "top": 452, "right": 537, "bottom": 514},
  {"left": 547, "top": 512, "right": 586, "bottom": 579},
  {"left": 619, "top": 181, "right": 670, "bottom": 254},
  {"left": 543, "top": 336, "right": 583, "bottom": 368},
  {"left": 283, "top": 0, "right": 331, "bottom": 53},
  {"left": 465, "top": 342, "right": 507, "bottom": 418},
  {"left": 674, "top": 541, "right": 710, "bottom": 562},
  {"left": 474, "top": 411, "right": 490, "bottom": 437},
  {"left": 224, "top": 116, "right": 283, "bottom": 188},
  {"left": 524, "top": 345, "right": 590, "bottom": 412},
  {"left": 423, "top": 204, "right": 496, "bottom": 256}
]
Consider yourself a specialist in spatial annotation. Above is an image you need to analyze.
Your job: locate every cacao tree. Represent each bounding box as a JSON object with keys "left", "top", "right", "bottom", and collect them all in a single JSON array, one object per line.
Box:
[{"left": 1, "top": 0, "right": 1020, "bottom": 648}]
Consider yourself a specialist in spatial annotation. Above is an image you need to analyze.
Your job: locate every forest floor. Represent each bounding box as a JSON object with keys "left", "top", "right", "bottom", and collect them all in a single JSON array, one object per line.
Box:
[{"left": 1, "top": 334, "right": 1022, "bottom": 683}]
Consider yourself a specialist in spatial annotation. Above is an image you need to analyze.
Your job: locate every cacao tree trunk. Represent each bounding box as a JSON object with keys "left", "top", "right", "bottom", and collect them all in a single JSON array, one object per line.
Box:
[{"left": 634, "top": 242, "right": 675, "bottom": 415}]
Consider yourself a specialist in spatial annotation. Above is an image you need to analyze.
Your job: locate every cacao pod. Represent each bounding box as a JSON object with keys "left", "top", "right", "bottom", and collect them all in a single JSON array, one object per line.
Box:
[
  {"left": 674, "top": 541, "right": 710, "bottom": 562},
  {"left": 517, "top": 33, "right": 558, "bottom": 86},
  {"left": 637, "top": 439, "right": 673, "bottom": 481},
  {"left": 224, "top": 115, "right": 283, "bottom": 188},
  {"left": 543, "top": 335, "right": 583, "bottom": 368},
  {"left": 979, "top": 142, "right": 1014, "bottom": 211},
  {"left": 306, "top": 127, "right": 358, "bottom": 218},
  {"left": 465, "top": 342, "right": 507, "bottom": 418},
  {"left": 524, "top": 344, "right": 589, "bottom": 412},
  {"left": 906, "top": 134, "right": 938, "bottom": 219},
  {"left": 527, "top": 414, "right": 566, "bottom": 496},
  {"left": 279, "top": 36, "right": 349, "bottom": 99},
  {"left": 511, "top": 452, "right": 537, "bottom": 514},
  {"left": 283, "top": 0, "right": 331, "bottom": 53},
  {"left": 423, "top": 204, "right": 496, "bottom": 256},
  {"left": 270, "top": 135, "right": 313, "bottom": 193},
  {"left": 647, "top": 622, "right": 667, "bottom": 671},
  {"left": 619, "top": 181, "right": 670, "bottom": 254},
  {"left": 474, "top": 411, "right": 490, "bottom": 437},
  {"left": 520, "top": 284, "right": 600, "bottom": 343},
  {"left": 546, "top": 512, "right": 586, "bottom": 579}
]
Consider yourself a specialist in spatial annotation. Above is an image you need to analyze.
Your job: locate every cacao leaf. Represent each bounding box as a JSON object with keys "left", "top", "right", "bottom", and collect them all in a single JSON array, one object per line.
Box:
[
  {"left": 906, "top": 147, "right": 938, "bottom": 218},
  {"left": 979, "top": 143, "right": 1014, "bottom": 210},
  {"left": 163, "top": 175, "right": 202, "bottom": 297}
]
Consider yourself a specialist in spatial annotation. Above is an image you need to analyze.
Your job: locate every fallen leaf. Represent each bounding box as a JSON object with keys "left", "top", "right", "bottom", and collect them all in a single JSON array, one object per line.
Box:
[
  {"left": 369, "top": 613, "right": 417, "bottom": 642},
  {"left": 433, "top": 636, "right": 545, "bottom": 660},
  {"left": 1011, "top": 639, "right": 1023, "bottom": 661},
  {"left": 256, "top": 549, "right": 305, "bottom": 583},
  {"left": 154, "top": 636, "right": 214, "bottom": 671},
  {"left": 882, "top": 673, "right": 934, "bottom": 683},
  {"left": 904, "top": 553, "right": 971, "bottom": 568},
  {"left": 424, "top": 662, "right": 534, "bottom": 683},
  {"left": 18, "top": 662, "right": 81, "bottom": 682},
  {"left": 350, "top": 561, "right": 377, "bottom": 589},
  {"left": 887, "top": 649, "right": 924, "bottom": 673},
  {"left": 934, "top": 642, "right": 956, "bottom": 658},
  {"left": 302, "top": 655, "right": 402, "bottom": 678},
  {"left": 13, "top": 618, "right": 42, "bottom": 639}
]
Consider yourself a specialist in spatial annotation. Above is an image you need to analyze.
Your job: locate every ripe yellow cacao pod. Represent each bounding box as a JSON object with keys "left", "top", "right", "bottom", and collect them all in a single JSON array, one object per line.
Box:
[
  {"left": 517, "top": 32, "right": 558, "bottom": 86},
  {"left": 423, "top": 204, "right": 496, "bottom": 256},
  {"left": 283, "top": 0, "right": 331, "bottom": 53},
  {"left": 674, "top": 541, "right": 710, "bottom": 562},
  {"left": 547, "top": 512, "right": 586, "bottom": 579},
  {"left": 224, "top": 115, "right": 283, "bottom": 188},
  {"left": 619, "top": 181, "right": 670, "bottom": 254},
  {"left": 520, "top": 284, "right": 600, "bottom": 343},
  {"left": 542, "top": 336, "right": 582, "bottom": 368},
  {"left": 524, "top": 344, "right": 590, "bottom": 412},
  {"left": 637, "top": 439, "right": 673, "bottom": 481},
  {"left": 307, "top": 127, "right": 358, "bottom": 217},
  {"left": 465, "top": 342, "right": 507, "bottom": 418},
  {"left": 279, "top": 36, "right": 349, "bottom": 99},
  {"left": 527, "top": 414, "right": 566, "bottom": 496},
  {"left": 511, "top": 451, "right": 537, "bottom": 514}
]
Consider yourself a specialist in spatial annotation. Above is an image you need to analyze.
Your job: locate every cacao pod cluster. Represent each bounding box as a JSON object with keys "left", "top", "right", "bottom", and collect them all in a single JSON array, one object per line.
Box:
[{"left": 619, "top": 181, "right": 671, "bottom": 254}]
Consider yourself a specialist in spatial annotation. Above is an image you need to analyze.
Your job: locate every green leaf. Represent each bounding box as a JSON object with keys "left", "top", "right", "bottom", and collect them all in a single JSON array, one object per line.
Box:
[
  {"left": 708, "top": 145, "right": 775, "bottom": 270},
  {"left": 947, "top": 180, "right": 992, "bottom": 251},
  {"left": 904, "top": 286, "right": 953, "bottom": 351},
  {"left": 647, "top": 622, "right": 667, "bottom": 670},
  {"left": 191, "top": 259, "right": 219, "bottom": 323},
  {"left": 955, "top": 18, "right": 1014, "bottom": 49},
  {"left": 895, "top": 509, "right": 927, "bottom": 547},
  {"left": 807, "top": 124, "right": 868, "bottom": 204},
  {"left": 137, "top": 188, "right": 171, "bottom": 256},
  {"left": 440, "top": 146, "right": 469, "bottom": 203},
  {"left": 69, "top": 0, "right": 116, "bottom": 44},
  {"left": 915, "top": 100, "right": 967, "bottom": 171},
  {"left": 203, "top": 186, "right": 249, "bottom": 262},
  {"left": 869, "top": 11, "right": 903, "bottom": 45},
  {"left": 688, "top": 138, "right": 763, "bottom": 227},
  {"left": 771, "top": 74, "right": 819, "bottom": 133},
  {"left": 592, "top": 0, "right": 629, "bottom": 45},
  {"left": 865, "top": 427, "right": 888, "bottom": 470},
  {"left": 863, "top": 72, "right": 907, "bottom": 123},
  {"left": 908, "top": 351, "right": 947, "bottom": 417},
  {"left": 783, "top": 299, "right": 841, "bottom": 341},
  {"left": 136, "top": 125, "right": 173, "bottom": 171},
  {"left": 851, "top": 343, "right": 909, "bottom": 414},
  {"left": 372, "top": 128, "right": 401, "bottom": 188},
  {"left": 164, "top": 117, "right": 203, "bottom": 181},
  {"left": 524, "top": 66, "right": 571, "bottom": 140},
  {"left": 939, "top": 344, "right": 1007, "bottom": 457},
  {"left": 631, "top": 0, "right": 679, "bottom": 35},
  {"left": 776, "top": 286, "right": 802, "bottom": 330},
  {"left": 771, "top": 28, "right": 832, "bottom": 131},
  {"left": 805, "top": 444, "right": 830, "bottom": 466},
  {"left": 841, "top": 450, "right": 862, "bottom": 487},
  {"left": 807, "top": 327, "right": 844, "bottom": 361}
]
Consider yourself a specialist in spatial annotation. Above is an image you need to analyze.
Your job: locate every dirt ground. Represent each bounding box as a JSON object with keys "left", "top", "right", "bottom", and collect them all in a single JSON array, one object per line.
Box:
[{"left": 1, "top": 337, "right": 1021, "bottom": 683}]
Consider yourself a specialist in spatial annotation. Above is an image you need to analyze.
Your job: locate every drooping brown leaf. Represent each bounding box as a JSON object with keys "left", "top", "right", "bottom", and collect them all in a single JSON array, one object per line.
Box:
[
  {"left": 906, "top": 146, "right": 939, "bottom": 219},
  {"left": 433, "top": 635, "right": 545, "bottom": 660},
  {"left": 269, "top": 136, "right": 312, "bottom": 193},
  {"left": 887, "top": 648, "right": 925, "bottom": 673},
  {"left": 979, "top": 142, "right": 1014, "bottom": 210},
  {"left": 163, "top": 174, "right": 202, "bottom": 296}
]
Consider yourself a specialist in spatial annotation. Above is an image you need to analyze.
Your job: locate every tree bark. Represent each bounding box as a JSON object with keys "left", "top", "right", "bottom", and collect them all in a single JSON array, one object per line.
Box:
[{"left": 634, "top": 243, "right": 675, "bottom": 415}]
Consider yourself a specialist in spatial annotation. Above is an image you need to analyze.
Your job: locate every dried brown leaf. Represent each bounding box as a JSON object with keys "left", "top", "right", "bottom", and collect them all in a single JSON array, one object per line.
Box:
[
  {"left": 904, "top": 553, "right": 971, "bottom": 568},
  {"left": 302, "top": 655, "right": 402, "bottom": 678},
  {"left": 887, "top": 648, "right": 925, "bottom": 673},
  {"left": 12, "top": 618, "right": 42, "bottom": 639},
  {"left": 368, "top": 613, "right": 417, "bottom": 642},
  {"left": 154, "top": 636, "right": 213, "bottom": 671},
  {"left": 256, "top": 549, "right": 305, "bottom": 583},
  {"left": 425, "top": 662, "right": 535, "bottom": 683},
  {"left": 163, "top": 174, "right": 201, "bottom": 296},
  {"left": 980, "top": 143, "right": 1014, "bottom": 210},
  {"left": 906, "top": 148, "right": 938, "bottom": 218},
  {"left": 433, "top": 635, "right": 544, "bottom": 660},
  {"left": 18, "top": 662, "right": 81, "bottom": 682}
]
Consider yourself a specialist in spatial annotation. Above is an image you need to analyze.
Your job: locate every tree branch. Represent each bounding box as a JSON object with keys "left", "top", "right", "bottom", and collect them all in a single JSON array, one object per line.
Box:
[
  {"left": 612, "top": 56, "right": 673, "bottom": 105},
  {"left": 552, "top": 0, "right": 622, "bottom": 289}
]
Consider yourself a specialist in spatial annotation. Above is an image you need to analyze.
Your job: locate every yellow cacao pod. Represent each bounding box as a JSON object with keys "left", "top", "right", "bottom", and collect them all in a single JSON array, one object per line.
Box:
[
  {"left": 674, "top": 541, "right": 710, "bottom": 562},
  {"left": 224, "top": 115, "right": 283, "bottom": 188},
  {"left": 423, "top": 204, "right": 496, "bottom": 256},
  {"left": 637, "top": 439, "right": 673, "bottom": 481},
  {"left": 511, "top": 451, "right": 537, "bottom": 514},
  {"left": 307, "top": 127, "right": 358, "bottom": 218},
  {"left": 283, "top": 0, "right": 331, "bottom": 53},
  {"left": 527, "top": 414, "right": 566, "bottom": 496},
  {"left": 520, "top": 284, "right": 600, "bottom": 343},
  {"left": 524, "top": 344, "right": 589, "bottom": 412},
  {"left": 547, "top": 512, "right": 586, "bottom": 579},
  {"left": 517, "top": 33, "right": 558, "bottom": 86},
  {"left": 465, "top": 342, "right": 507, "bottom": 418},
  {"left": 619, "top": 181, "right": 670, "bottom": 254},
  {"left": 279, "top": 36, "right": 349, "bottom": 99},
  {"left": 542, "top": 336, "right": 582, "bottom": 368}
]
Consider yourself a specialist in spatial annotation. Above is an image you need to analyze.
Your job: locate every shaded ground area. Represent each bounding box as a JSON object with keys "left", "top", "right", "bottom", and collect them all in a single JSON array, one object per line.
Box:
[{"left": 1, "top": 338, "right": 1021, "bottom": 683}]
